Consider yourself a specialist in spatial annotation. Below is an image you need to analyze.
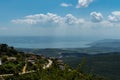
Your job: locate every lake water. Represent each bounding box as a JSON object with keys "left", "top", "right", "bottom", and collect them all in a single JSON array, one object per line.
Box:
[{"left": 0, "top": 36, "right": 91, "bottom": 48}]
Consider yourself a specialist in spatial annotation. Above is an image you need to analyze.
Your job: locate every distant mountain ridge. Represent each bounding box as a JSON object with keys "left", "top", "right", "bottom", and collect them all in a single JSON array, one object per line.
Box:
[{"left": 90, "top": 39, "right": 120, "bottom": 48}]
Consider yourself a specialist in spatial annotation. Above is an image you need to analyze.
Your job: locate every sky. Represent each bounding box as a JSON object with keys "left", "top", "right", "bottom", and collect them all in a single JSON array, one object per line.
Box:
[{"left": 0, "top": 0, "right": 120, "bottom": 39}]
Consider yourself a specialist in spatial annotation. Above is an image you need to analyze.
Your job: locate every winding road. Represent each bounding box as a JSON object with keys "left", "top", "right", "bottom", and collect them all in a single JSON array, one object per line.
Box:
[{"left": 43, "top": 59, "right": 53, "bottom": 69}]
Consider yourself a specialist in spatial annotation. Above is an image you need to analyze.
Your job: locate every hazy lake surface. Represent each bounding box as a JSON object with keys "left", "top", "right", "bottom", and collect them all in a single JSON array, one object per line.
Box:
[{"left": 0, "top": 36, "right": 91, "bottom": 48}]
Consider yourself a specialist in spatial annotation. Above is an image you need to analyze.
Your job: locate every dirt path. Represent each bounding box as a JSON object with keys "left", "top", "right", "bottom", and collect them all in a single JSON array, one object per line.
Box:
[
  {"left": 0, "top": 74, "right": 13, "bottom": 77},
  {"left": 22, "top": 63, "right": 27, "bottom": 74},
  {"left": 0, "top": 59, "right": 53, "bottom": 77},
  {"left": 43, "top": 59, "right": 53, "bottom": 69}
]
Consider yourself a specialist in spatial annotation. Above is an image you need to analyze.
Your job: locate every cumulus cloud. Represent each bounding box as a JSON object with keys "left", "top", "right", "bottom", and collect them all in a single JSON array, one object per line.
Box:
[
  {"left": 9, "top": 12, "right": 120, "bottom": 37},
  {"left": 12, "top": 19, "right": 37, "bottom": 24},
  {"left": 90, "top": 12, "right": 103, "bottom": 22},
  {"left": 12, "top": 13, "right": 64, "bottom": 25},
  {"left": 108, "top": 11, "right": 120, "bottom": 23},
  {"left": 60, "top": 3, "right": 73, "bottom": 7},
  {"left": 65, "top": 14, "right": 85, "bottom": 24},
  {"left": 76, "top": 0, "right": 93, "bottom": 8},
  {"left": 11, "top": 13, "right": 85, "bottom": 25}
]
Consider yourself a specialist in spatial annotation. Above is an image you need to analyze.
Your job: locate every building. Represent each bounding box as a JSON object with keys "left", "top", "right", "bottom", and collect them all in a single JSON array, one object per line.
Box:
[{"left": 7, "top": 57, "right": 17, "bottom": 61}]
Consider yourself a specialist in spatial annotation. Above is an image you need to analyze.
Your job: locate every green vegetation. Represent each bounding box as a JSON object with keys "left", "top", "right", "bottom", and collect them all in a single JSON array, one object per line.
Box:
[
  {"left": 62, "top": 53, "right": 120, "bottom": 80},
  {"left": 16, "top": 46, "right": 120, "bottom": 80},
  {"left": 0, "top": 44, "right": 106, "bottom": 80},
  {"left": 4, "top": 60, "right": 106, "bottom": 80}
]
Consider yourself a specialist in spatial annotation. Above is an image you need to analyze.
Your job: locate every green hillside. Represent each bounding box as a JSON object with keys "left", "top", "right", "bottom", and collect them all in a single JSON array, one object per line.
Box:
[
  {"left": 62, "top": 53, "right": 120, "bottom": 80},
  {"left": 0, "top": 44, "right": 106, "bottom": 80}
]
